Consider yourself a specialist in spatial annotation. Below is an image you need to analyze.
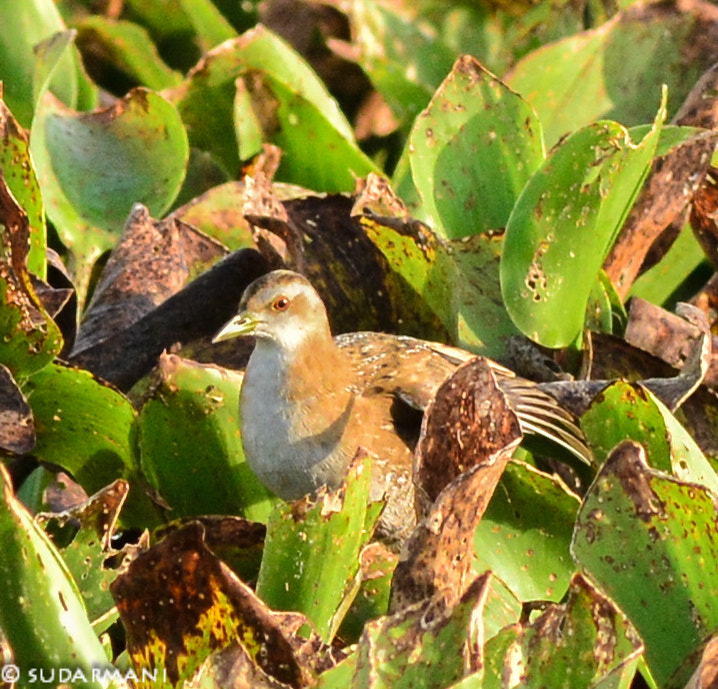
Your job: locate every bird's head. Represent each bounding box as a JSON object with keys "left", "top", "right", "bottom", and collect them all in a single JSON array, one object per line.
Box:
[{"left": 212, "top": 270, "right": 332, "bottom": 350}]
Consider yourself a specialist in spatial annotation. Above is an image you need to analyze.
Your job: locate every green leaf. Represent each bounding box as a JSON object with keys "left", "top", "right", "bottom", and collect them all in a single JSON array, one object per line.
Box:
[
  {"left": 629, "top": 224, "right": 707, "bottom": 307},
  {"left": 581, "top": 381, "right": 718, "bottom": 495},
  {"left": 31, "top": 86, "right": 188, "bottom": 301},
  {"left": 0, "top": 0, "right": 81, "bottom": 127},
  {"left": 410, "top": 55, "right": 544, "bottom": 239},
  {"left": 362, "top": 217, "right": 519, "bottom": 356},
  {"left": 572, "top": 441, "right": 718, "bottom": 687},
  {"left": 0, "top": 464, "right": 108, "bottom": 687},
  {"left": 25, "top": 362, "right": 158, "bottom": 528},
  {"left": 350, "top": 0, "right": 456, "bottom": 127},
  {"left": 74, "top": 16, "right": 183, "bottom": 91},
  {"left": 178, "top": 0, "right": 237, "bottom": 51},
  {"left": 0, "top": 178, "right": 62, "bottom": 380},
  {"left": 500, "top": 92, "right": 665, "bottom": 347},
  {"left": 235, "top": 72, "right": 379, "bottom": 192},
  {"left": 256, "top": 454, "right": 378, "bottom": 642},
  {"left": 507, "top": 8, "right": 712, "bottom": 147},
  {"left": 483, "top": 573, "right": 642, "bottom": 689},
  {"left": 39, "top": 481, "right": 129, "bottom": 629},
  {"left": 169, "top": 25, "right": 376, "bottom": 186},
  {"left": 138, "top": 354, "right": 277, "bottom": 523},
  {"left": 473, "top": 461, "right": 580, "bottom": 603},
  {"left": 0, "top": 95, "right": 46, "bottom": 279},
  {"left": 352, "top": 574, "right": 490, "bottom": 689}
]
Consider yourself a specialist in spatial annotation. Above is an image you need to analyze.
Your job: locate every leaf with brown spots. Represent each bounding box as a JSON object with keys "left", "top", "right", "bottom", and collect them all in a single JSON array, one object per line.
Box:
[
  {"left": 484, "top": 573, "right": 643, "bottom": 687},
  {"left": 111, "top": 521, "right": 322, "bottom": 687},
  {"left": 392, "top": 358, "right": 522, "bottom": 611},
  {"left": 572, "top": 441, "right": 718, "bottom": 687}
]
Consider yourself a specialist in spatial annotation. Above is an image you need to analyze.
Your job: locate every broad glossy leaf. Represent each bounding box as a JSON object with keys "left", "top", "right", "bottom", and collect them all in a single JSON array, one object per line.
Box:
[
  {"left": 171, "top": 181, "right": 255, "bottom": 249},
  {"left": 112, "top": 522, "right": 306, "bottom": 687},
  {"left": 74, "top": 16, "right": 182, "bottom": 91},
  {"left": 352, "top": 574, "right": 489, "bottom": 688},
  {"left": 138, "top": 354, "right": 277, "bottom": 524},
  {"left": 234, "top": 72, "right": 378, "bottom": 192},
  {"left": 169, "top": 25, "right": 368, "bottom": 182},
  {"left": 362, "top": 215, "right": 519, "bottom": 356},
  {"left": 26, "top": 362, "right": 158, "bottom": 528},
  {"left": 256, "top": 454, "right": 379, "bottom": 642},
  {"left": 507, "top": 5, "right": 714, "bottom": 147},
  {"left": 178, "top": 0, "right": 237, "bottom": 51},
  {"left": 483, "top": 573, "right": 642, "bottom": 689},
  {"left": 581, "top": 381, "right": 718, "bottom": 495},
  {"left": 350, "top": 0, "right": 455, "bottom": 126},
  {"left": 38, "top": 481, "right": 129, "bottom": 627},
  {"left": 501, "top": 95, "right": 665, "bottom": 347},
  {"left": 0, "top": 464, "right": 108, "bottom": 686},
  {"left": 411, "top": 55, "right": 544, "bottom": 239},
  {"left": 0, "top": 0, "right": 81, "bottom": 127},
  {"left": 31, "top": 87, "right": 188, "bottom": 301},
  {"left": 572, "top": 441, "right": 718, "bottom": 687},
  {"left": 0, "top": 174, "right": 62, "bottom": 379},
  {"left": 630, "top": 225, "right": 706, "bottom": 306},
  {"left": 473, "top": 461, "right": 579, "bottom": 603}
]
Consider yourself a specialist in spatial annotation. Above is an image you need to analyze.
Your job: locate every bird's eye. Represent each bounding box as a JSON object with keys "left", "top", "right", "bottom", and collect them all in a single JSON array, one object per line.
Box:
[{"left": 272, "top": 296, "right": 290, "bottom": 312}]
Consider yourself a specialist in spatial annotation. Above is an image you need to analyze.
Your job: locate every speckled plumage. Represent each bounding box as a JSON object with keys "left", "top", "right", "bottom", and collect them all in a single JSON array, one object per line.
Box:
[{"left": 214, "top": 270, "right": 589, "bottom": 545}]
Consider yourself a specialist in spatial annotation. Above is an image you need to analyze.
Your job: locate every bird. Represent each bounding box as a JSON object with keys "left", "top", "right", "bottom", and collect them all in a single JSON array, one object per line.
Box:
[{"left": 213, "top": 269, "right": 590, "bottom": 544}]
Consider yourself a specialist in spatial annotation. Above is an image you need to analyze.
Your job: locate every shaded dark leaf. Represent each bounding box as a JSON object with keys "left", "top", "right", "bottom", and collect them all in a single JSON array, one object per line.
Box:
[
  {"left": 0, "top": 363, "right": 34, "bottom": 454},
  {"left": 74, "top": 203, "right": 227, "bottom": 356},
  {"left": 111, "top": 521, "right": 320, "bottom": 687},
  {"left": 68, "top": 248, "right": 268, "bottom": 390},
  {"left": 392, "top": 358, "right": 521, "bottom": 610},
  {"left": 605, "top": 62, "right": 718, "bottom": 298}
]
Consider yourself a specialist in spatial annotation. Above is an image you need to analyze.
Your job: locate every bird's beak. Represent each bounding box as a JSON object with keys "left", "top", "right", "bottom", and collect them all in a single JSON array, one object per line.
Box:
[{"left": 212, "top": 311, "right": 258, "bottom": 343}]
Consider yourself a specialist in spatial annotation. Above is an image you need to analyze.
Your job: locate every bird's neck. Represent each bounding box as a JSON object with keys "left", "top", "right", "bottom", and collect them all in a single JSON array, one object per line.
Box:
[{"left": 247, "top": 329, "right": 356, "bottom": 420}]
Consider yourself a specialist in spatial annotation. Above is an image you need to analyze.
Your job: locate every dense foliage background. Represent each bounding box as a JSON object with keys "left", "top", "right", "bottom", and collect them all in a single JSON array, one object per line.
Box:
[{"left": 2, "top": 0, "right": 718, "bottom": 687}]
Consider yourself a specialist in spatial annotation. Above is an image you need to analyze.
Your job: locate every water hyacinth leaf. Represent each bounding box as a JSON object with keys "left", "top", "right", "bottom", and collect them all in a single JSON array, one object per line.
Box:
[
  {"left": 473, "top": 461, "right": 580, "bottom": 603},
  {"left": 572, "top": 441, "right": 718, "bottom": 687},
  {"left": 581, "top": 381, "right": 718, "bottom": 495},
  {"left": 0, "top": 96, "right": 46, "bottom": 279},
  {"left": 0, "top": 464, "right": 108, "bottom": 686},
  {"left": 350, "top": 0, "right": 456, "bottom": 126},
  {"left": 507, "top": 18, "right": 616, "bottom": 148},
  {"left": 26, "top": 361, "right": 158, "bottom": 528},
  {"left": 0, "top": 0, "right": 80, "bottom": 127},
  {"left": 410, "top": 55, "right": 544, "bottom": 239},
  {"left": 138, "top": 354, "right": 277, "bottom": 524},
  {"left": 74, "top": 16, "right": 183, "bottom": 91},
  {"left": 112, "top": 522, "right": 307, "bottom": 687},
  {"left": 0, "top": 173, "right": 63, "bottom": 379},
  {"left": 171, "top": 181, "right": 256, "bottom": 250},
  {"left": 507, "top": 5, "right": 716, "bottom": 147},
  {"left": 629, "top": 224, "right": 706, "bottom": 306},
  {"left": 177, "top": 0, "right": 237, "bottom": 52},
  {"left": 170, "top": 25, "right": 365, "bottom": 179},
  {"left": 483, "top": 573, "right": 643, "bottom": 689},
  {"left": 361, "top": 215, "right": 519, "bottom": 356},
  {"left": 256, "top": 453, "right": 378, "bottom": 642},
  {"left": 352, "top": 574, "right": 489, "bottom": 688},
  {"left": 235, "top": 71, "right": 378, "bottom": 192},
  {"left": 501, "top": 93, "right": 665, "bottom": 347},
  {"left": 38, "top": 480, "right": 129, "bottom": 627},
  {"left": 31, "top": 87, "right": 188, "bottom": 299}
]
